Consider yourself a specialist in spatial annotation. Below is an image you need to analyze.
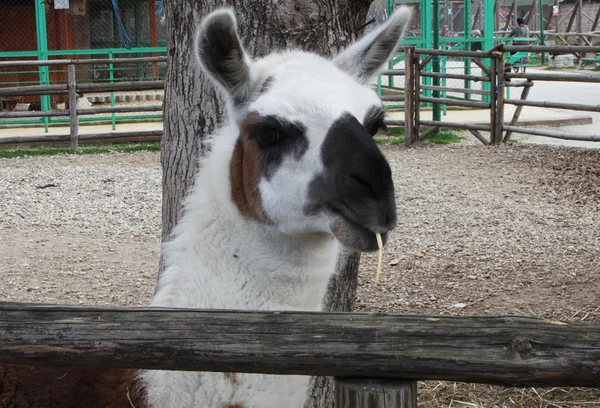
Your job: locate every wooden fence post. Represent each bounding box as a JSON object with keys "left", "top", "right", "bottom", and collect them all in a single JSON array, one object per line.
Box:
[
  {"left": 489, "top": 55, "right": 498, "bottom": 145},
  {"left": 67, "top": 63, "right": 79, "bottom": 151},
  {"left": 335, "top": 378, "right": 417, "bottom": 408},
  {"left": 414, "top": 52, "right": 421, "bottom": 140},
  {"left": 404, "top": 46, "right": 415, "bottom": 146},
  {"left": 494, "top": 51, "right": 505, "bottom": 144}
]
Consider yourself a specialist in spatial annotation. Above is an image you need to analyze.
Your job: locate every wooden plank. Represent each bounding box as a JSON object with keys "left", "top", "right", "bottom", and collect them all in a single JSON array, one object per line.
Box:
[
  {"left": 77, "top": 81, "right": 164, "bottom": 93},
  {"left": 506, "top": 71, "right": 600, "bottom": 82},
  {"left": 335, "top": 378, "right": 417, "bottom": 408},
  {"left": 420, "top": 96, "right": 489, "bottom": 109},
  {"left": 502, "top": 45, "right": 600, "bottom": 53},
  {"left": 0, "top": 131, "right": 163, "bottom": 146},
  {"left": 421, "top": 85, "right": 490, "bottom": 96},
  {"left": 505, "top": 98, "right": 600, "bottom": 112},
  {"left": 503, "top": 125, "right": 600, "bottom": 141},
  {"left": 414, "top": 56, "right": 421, "bottom": 139},
  {"left": 421, "top": 71, "right": 489, "bottom": 82},
  {"left": 0, "top": 84, "right": 67, "bottom": 97},
  {"left": 0, "top": 57, "right": 167, "bottom": 69},
  {"left": 415, "top": 48, "right": 492, "bottom": 57},
  {"left": 469, "top": 129, "right": 490, "bottom": 145},
  {"left": 1, "top": 304, "right": 599, "bottom": 387},
  {"left": 472, "top": 57, "right": 491, "bottom": 77},
  {"left": 417, "top": 126, "right": 439, "bottom": 141},
  {"left": 419, "top": 120, "right": 491, "bottom": 131},
  {"left": 67, "top": 64, "right": 79, "bottom": 151},
  {"left": 495, "top": 52, "right": 506, "bottom": 144},
  {"left": 490, "top": 56, "right": 498, "bottom": 144},
  {"left": 418, "top": 54, "right": 435, "bottom": 70}
]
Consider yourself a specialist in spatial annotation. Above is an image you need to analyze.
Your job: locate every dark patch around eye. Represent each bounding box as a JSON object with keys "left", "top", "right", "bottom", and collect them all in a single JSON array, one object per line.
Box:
[
  {"left": 243, "top": 113, "right": 309, "bottom": 180},
  {"left": 363, "top": 105, "right": 387, "bottom": 136}
]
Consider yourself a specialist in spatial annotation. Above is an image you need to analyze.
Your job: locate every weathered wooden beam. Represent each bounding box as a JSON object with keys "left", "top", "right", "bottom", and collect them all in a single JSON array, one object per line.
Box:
[
  {"left": 67, "top": 64, "right": 79, "bottom": 151},
  {"left": 420, "top": 85, "right": 490, "bottom": 96},
  {"left": 415, "top": 48, "right": 492, "bottom": 58},
  {"left": 77, "top": 81, "right": 164, "bottom": 93},
  {"left": 419, "top": 120, "right": 491, "bottom": 132},
  {"left": 506, "top": 71, "right": 600, "bottom": 83},
  {"left": 421, "top": 72, "right": 489, "bottom": 82},
  {"left": 1, "top": 304, "right": 599, "bottom": 387},
  {"left": 0, "top": 131, "right": 163, "bottom": 145},
  {"left": 502, "top": 45, "right": 600, "bottom": 53},
  {"left": 503, "top": 125, "right": 600, "bottom": 141},
  {"left": 420, "top": 96, "right": 489, "bottom": 109},
  {"left": 0, "top": 84, "right": 67, "bottom": 97},
  {"left": 0, "top": 57, "right": 167, "bottom": 68},
  {"left": 404, "top": 46, "right": 415, "bottom": 146},
  {"left": 417, "top": 126, "right": 439, "bottom": 141},
  {"left": 469, "top": 129, "right": 490, "bottom": 145},
  {"left": 505, "top": 98, "right": 600, "bottom": 112}
]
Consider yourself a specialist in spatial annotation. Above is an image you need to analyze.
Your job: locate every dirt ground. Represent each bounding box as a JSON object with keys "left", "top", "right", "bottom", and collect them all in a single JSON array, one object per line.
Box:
[{"left": 0, "top": 139, "right": 599, "bottom": 407}]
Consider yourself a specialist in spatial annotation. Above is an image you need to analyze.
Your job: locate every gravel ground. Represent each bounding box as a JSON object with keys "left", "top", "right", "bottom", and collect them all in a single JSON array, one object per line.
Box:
[{"left": 1, "top": 139, "right": 599, "bottom": 407}]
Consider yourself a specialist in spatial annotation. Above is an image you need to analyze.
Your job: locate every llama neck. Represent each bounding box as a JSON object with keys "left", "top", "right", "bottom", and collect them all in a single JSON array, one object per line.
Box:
[{"left": 153, "top": 126, "right": 340, "bottom": 311}]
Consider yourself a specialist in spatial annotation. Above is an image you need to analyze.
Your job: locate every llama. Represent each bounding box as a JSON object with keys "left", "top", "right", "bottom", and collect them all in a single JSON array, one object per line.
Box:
[{"left": 0, "top": 6, "right": 410, "bottom": 408}]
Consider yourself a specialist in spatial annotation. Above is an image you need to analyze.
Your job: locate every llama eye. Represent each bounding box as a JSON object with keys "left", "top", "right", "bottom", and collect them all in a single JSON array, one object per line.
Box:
[{"left": 257, "top": 129, "right": 280, "bottom": 146}]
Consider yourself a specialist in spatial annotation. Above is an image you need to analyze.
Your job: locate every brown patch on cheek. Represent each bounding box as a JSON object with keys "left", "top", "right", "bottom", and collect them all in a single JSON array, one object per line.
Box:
[{"left": 230, "top": 112, "right": 270, "bottom": 223}]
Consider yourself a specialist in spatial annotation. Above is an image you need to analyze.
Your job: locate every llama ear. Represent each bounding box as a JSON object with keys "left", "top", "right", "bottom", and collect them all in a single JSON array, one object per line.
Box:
[
  {"left": 195, "top": 9, "right": 252, "bottom": 104},
  {"left": 333, "top": 7, "right": 412, "bottom": 84}
]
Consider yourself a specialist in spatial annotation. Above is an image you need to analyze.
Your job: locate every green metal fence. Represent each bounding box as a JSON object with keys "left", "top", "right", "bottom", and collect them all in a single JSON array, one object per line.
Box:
[{"left": 0, "top": 0, "right": 167, "bottom": 130}]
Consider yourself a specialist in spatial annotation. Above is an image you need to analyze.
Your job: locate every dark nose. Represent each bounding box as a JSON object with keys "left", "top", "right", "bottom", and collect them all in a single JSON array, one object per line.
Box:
[{"left": 319, "top": 112, "right": 397, "bottom": 231}]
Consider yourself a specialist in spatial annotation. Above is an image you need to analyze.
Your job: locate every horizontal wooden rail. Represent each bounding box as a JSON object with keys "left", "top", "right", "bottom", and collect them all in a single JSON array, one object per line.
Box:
[
  {"left": 384, "top": 120, "right": 406, "bottom": 126},
  {"left": 420, "top": 96, "right": 490, "bottom": 109},
  {"left": 0, "top": 84, "right": 66, "bottom": 97},
  {"left": 414, "top": 48, "right": 492, "bottom": 58},
  {"left": 380, "top": 95, "right": 406, "bottom": 102},
  {"left": 421, "top": 71, "right": 489, "bottom": 82},
  {"left": 0, "top": 109, "right": 69, "bottom": 119},
  {"left": 421, "top": 85, "right": 490, "bottom": 95},
  {"left": 503, "top": 126, "right": 600, "bottom": 142},
  {"left": 506, "top": 72, "right": 600, "bottom": 83},
  {"left": 419, "top": 120, "right": 491, "bottom": 131},
  {"left": 0, "top": 81, "right": 165, "bottom": 97},
  {"left": 502, "top": 45, "right": 600, "bottom": 53},
  {"left": 0, "top": 57, "right": 168, "bottom": 68},
  {"left": 77, "top": 81, "right": 164, "bottom": 93},
  {"left": 379, "top": 69, "right": 406, "bottom": 76},
  {"left": 1, "top": 304, "right": 599, "bottom": 387},
  {"left": 0, "top": 105, "right": 163, "bottom": 119},
  {"left": 505, "top": 99, "right": 600, "bottom": 112},
  {"left": 0, "top": 130, "right": 163, "bottom": 145}
]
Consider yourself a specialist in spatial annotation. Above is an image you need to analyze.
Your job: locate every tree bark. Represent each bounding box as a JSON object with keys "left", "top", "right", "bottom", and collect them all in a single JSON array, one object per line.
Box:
[{"left": 162, "top": 0, "right": 371, "bottom": 406}]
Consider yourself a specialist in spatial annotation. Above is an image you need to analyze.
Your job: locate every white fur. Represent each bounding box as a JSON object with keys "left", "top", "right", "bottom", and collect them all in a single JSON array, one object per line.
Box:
[{"left": 141, "top": 7, "right": 410, "bottom": 408}]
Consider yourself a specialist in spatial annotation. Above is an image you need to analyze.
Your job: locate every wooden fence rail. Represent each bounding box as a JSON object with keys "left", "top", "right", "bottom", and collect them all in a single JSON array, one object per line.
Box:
[
  {"left": 1, "top": 303, "right": 599, "bottom": 388},
  {"left": 399, "top": 44, "right": 600, "bottom": 146}
]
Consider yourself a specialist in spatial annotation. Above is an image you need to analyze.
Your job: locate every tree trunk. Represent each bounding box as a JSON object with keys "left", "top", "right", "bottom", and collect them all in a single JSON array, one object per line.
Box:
[{"left": 162, "top": 0, "right": 371, "bottom": 406}]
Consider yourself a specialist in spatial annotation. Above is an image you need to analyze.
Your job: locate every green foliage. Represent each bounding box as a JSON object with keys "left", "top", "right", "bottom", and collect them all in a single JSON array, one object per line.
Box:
[
  {"left": 374, "top": 127, "right": 461, "bottom": 145},
  {"left": 426, "top": 131, "right": 462, "bottom": 144}
]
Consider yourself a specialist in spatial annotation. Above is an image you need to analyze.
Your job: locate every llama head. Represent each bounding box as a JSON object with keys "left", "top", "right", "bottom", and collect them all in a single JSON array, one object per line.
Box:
[{"left": 195, "top": 8, "right": 411, "bottom": 252}]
